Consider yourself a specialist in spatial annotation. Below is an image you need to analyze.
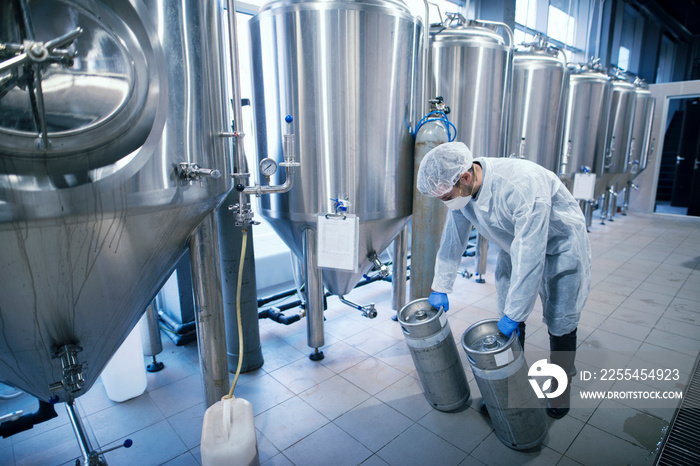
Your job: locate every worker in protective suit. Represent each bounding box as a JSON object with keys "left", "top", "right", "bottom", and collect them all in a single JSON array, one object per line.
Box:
[{"left": 416, "top": 141, "right": 591, "bottom": 419}]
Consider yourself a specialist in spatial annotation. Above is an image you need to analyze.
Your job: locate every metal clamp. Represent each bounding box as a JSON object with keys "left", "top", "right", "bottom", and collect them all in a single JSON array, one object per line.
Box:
[
  {"left": 368, "top": 252, "right": 390, "bottom": 279},
  {"left": 49, "top": 345, "right": 86, "bottom": 400}
]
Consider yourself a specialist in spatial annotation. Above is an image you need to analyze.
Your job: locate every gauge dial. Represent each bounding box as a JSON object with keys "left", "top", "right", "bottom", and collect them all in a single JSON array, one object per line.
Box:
[{"left": 259, "top": 157, "right": 278, "bottom": 176}]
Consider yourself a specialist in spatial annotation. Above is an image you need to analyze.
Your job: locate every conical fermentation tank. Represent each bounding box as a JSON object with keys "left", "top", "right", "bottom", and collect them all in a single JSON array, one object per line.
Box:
[
  {"left": 249, "top": 0, "right": 422, "bottom": 297},
  {"left": 622, "top": 80, "right": 655, "bottom": 186},
  {"left": 0, "top": 0, "right": 233, "bottom": 403},
  {"left": 429, "top": 14, "right": 512, "bottom": 159},
  {"left": 599, "top": 73, "right": 637, "bottom": 197},
  {"left": 506, "top": 36, "right": 568, "bottom": 172},
  {"left": 558, "top": 61, "right": 613, "bottom": 195},
  {"left": 428, "top": 13, "right": 512, "bottom": 283}
]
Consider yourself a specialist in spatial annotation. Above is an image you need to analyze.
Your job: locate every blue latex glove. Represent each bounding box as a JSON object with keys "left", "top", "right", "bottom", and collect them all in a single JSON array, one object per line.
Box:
[
  {"left": 497, "top": 315, "right": 520, "bottom": 337},
  {"left": 428, "top": 291, "right": 449, "bottom": 312}
]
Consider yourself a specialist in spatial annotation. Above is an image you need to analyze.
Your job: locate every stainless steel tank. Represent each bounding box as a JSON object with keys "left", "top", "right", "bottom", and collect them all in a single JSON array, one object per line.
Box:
[
  {"left": 622, "top": 80, "right": 656, "bottom": 187},
  {"left": 462, "top": 319, "right": 546, "bottom": 450},
  {"left": 558, "top": 61, "right": 613, "bottom": 195},
  {"left": 429, "top": 13, "right": 512, "bottom": 282},
  {"left": 249, "top": 0, "right": 422, "bottom": 298},
  {"left": 0, "top": 0, "right": 233, "bottom": 403},
  {"left": 506, "top": 35, "right": 568, "bottom": 172},
  {"left": 429, "top": 14, "right": 512, "bottom": 159},
  {"left": 398, "top": 298, "right": 469, "bottom": 411},
  {"left": 601, "top": 74, "right": 637, "bottom": 195},
  {"left": 620, "top": 80, "right": 655, "bottom": 213}
]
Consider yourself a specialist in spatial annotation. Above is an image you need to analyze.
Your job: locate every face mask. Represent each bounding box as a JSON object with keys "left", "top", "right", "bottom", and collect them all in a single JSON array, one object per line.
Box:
[{"left": 443, "top": 195, "right": 470, "bottom": 210}]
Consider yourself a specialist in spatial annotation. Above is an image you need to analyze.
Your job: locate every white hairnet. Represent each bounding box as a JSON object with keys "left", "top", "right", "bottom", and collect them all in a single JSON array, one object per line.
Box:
[{"left": 416, "top": 142, "right": 474, "bottom": 197}]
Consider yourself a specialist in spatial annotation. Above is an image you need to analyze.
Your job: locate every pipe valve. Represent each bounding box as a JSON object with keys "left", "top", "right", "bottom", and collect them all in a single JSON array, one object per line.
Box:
[
  {"left": 179, "top": 163, "right": 222, "bottom": 182},
  {"left": 369, "top": 252, "right": 390, "bottom": 278}
]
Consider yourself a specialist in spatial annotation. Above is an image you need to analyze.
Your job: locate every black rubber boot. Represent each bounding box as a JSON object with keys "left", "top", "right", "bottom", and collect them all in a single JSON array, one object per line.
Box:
[{"left": 546, "top": 328, "right": 577, "bottom": 419}]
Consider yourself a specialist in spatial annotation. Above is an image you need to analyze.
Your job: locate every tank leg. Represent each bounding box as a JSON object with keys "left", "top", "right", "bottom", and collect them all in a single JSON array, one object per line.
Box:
[
  {"left": 303, "top": 228, "right": 325, "bottom": 361},
  {"left": 392, "top": 226, "right": 409, "bottom": 312},
  {"left": 474, "top": 232, "right": 488, "bottom": 283},
  {"left": 599, "top": 192, "right": 608, "bottom": 225},
  {"left": 585, "top": 200, "right": 594, "bottom": 231},
  {"left": 608, "top": 188, "right": 617, "bottom": 221}
]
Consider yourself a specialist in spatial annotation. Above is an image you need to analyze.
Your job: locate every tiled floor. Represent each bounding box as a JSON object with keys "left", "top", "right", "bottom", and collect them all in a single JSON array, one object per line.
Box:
[{"left": 1, "top": 211, "right": 700, "bottom": 465}]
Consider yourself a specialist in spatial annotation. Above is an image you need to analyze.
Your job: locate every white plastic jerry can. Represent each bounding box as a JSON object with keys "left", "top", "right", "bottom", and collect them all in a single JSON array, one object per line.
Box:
[{"left": 201, "top": 396, "right": 259, "bottom": 466}]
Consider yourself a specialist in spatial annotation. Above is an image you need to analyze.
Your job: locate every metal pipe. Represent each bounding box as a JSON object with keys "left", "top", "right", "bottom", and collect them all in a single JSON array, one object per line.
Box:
[
  {"left": 66, "top": 401, "right": 98, "bottom": 465},
  {"left": 422, "top": 0, "right": 430, "bottom": 115},
  {"left": 303, "top": 229, "right": 325, "bottom": 359},
  {"left": 339, "top": 296, "right": 377, "bottom": 319},
  {"left": 392, "top": 226, "right": 409, "bottom": 311},
  {"left": 189, "top": 212, "right": 229, "bottom": 408},
  {"left": 225, "top": 0, "right": 247, "bottom": 179}
]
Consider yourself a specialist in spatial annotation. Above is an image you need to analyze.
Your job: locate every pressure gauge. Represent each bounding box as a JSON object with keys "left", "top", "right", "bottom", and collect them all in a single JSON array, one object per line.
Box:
[{"left": 259, "top": 158, "right": 278, "bottom": 176}]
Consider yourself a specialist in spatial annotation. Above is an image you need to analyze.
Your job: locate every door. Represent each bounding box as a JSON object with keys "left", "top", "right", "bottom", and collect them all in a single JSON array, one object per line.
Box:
[{"left": 671, "top": 99, "right": 700, "bottom": 207}]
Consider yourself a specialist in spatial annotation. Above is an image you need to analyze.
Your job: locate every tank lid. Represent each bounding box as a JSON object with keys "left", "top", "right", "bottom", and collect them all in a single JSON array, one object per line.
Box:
[
  {"left": 430, "top": 14, "right": 505, "bottom": 45},
  {"left": 258, "top": 0, "right": 413, "bottom": 15},
  {"left": 0, "top": 0, "right": 159, "bottom": 176},
  {"left": 514, "top": 33, "right": 562, "bottom": 59},
  {"left": 567, "top": 57, "right": 610, "bottom": 78}
]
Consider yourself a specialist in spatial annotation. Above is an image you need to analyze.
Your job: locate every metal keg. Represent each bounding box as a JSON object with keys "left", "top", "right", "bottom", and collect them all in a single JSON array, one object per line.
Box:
[
  {"left": 461, "top": 319, "right": 546, "bottom": 450},
  {"left": 398, "top": 298, "right": 470, "bottom": 411}
]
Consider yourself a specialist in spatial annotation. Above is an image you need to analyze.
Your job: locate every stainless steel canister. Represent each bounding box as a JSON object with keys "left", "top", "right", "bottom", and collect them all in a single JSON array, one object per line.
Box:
[
  {"left": 461, "top": 319, "right": 546, "bottom": 450},
  {"left": 398, "top": 299, "right": 470, "bottom": 411}
]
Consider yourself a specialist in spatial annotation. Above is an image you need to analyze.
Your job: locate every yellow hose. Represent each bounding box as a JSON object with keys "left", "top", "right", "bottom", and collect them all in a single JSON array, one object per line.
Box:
[{"left": 226, "top": 228, "right": 247, "bottom": 400}]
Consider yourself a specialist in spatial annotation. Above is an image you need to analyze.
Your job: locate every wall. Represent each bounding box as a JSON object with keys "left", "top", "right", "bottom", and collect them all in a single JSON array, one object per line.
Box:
[{"left": 629, "top": 80, "right": 700, "bottom": 213}]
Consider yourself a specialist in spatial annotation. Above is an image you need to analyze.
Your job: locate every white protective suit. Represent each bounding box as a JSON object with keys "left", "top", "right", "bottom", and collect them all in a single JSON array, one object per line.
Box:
[{"left": 431, "top": 157, "right": 591, "bottom": 336}]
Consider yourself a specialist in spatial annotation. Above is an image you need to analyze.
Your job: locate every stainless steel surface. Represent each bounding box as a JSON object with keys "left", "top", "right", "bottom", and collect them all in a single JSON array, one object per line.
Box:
[
  {"left": 429, "top": 16, "right": 512, "bottom": 282},
  {"left": 66, "top": 400, "right": 106, "bottom": 465},
  {"left": 600, "top": 75, "right": 637, "bottom": 197},
  {"left": 399, "top": 298, "right": 469, "bottom": 411},
  {"left": 462, "top": 319, "right": 547, "bottom": 450},
  {"left": 190, "top": 212, "right": 230, "bottom": 408},
  {"left": 249, "top": 0, "right": 422, "bottom": 298},
  {"left": 474, "top": 233, "right": 489, "bottom": 283},
  {"left": 0, "top": 0, "right": 234, "bottom": 402},
  {"left": 429, "top": 15, "right": 512, "bottom": 159},
  {"left": 303, "top": 228, "right": 325, "bottom": 350},
  {"left": 392, "top": 226, "right": 409, "bottom": 311},
  {"left": 506, "top": 36, "right": 569, "bottom": 172},
  {"left": 140, "top": 303, "right": 162, "bottom": 358},
  {"left": 558, "top": 61, "right": 613, "bottom": 194},
  {"left": 410, "top": 113, "right": 450, "bottom": 301},
  {"left": 621, "top": 82, "right": 655, "bottom": 188}
]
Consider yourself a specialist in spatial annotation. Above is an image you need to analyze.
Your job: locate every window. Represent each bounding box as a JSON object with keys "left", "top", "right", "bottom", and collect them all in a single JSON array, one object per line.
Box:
[
  {"left": 547, "top": 4, "right": 575, "bottom": 47},
  {"left": 516, "top": 0, "right": 537, "bottom": 30},
  {"left": 514, "top": 0, "right": 592, "bottom": 62},
  {"left": 618, "top": 46, "right": 630, "bottom": 71}
]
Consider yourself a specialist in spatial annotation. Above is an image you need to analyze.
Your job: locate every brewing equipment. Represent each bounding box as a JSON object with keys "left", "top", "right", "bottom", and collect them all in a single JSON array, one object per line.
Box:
[
  {"left": 0, "top": 0, "right": 237, "bottom": 405},
  {"left": 506, "top": 35, "right": 569, "bottom": 172},
  {"left": 462, "top": 319, "right": 547, "bottom": 450},
  {"left": 429, "top": 13, "right": 513, "bottom": 283},
  {"left": 398, "top": 298, "right": 469, "bottom": 411},
  {"left": 599, "top": 71, "right": 637, "bottom": 221},
  {"left": 620, "top": 79, "right": 655, "bottom": 213},
  {"left": 558, "top": 59, "right": 613, "bottom": 225},
  {"left": 249, "top": 0, "right": 422, "bottom": 357}
]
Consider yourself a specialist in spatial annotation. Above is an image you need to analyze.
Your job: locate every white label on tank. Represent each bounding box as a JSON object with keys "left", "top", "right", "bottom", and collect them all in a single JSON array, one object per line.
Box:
[
  {"left": 317, "top": 214, "right": 359, "bottom": 271},
  {"left": 494, "top": 348, "right": 513, "bottom": 367},
  {"left": 572, "top": 173, "right": 596, "bottom": 201}
]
